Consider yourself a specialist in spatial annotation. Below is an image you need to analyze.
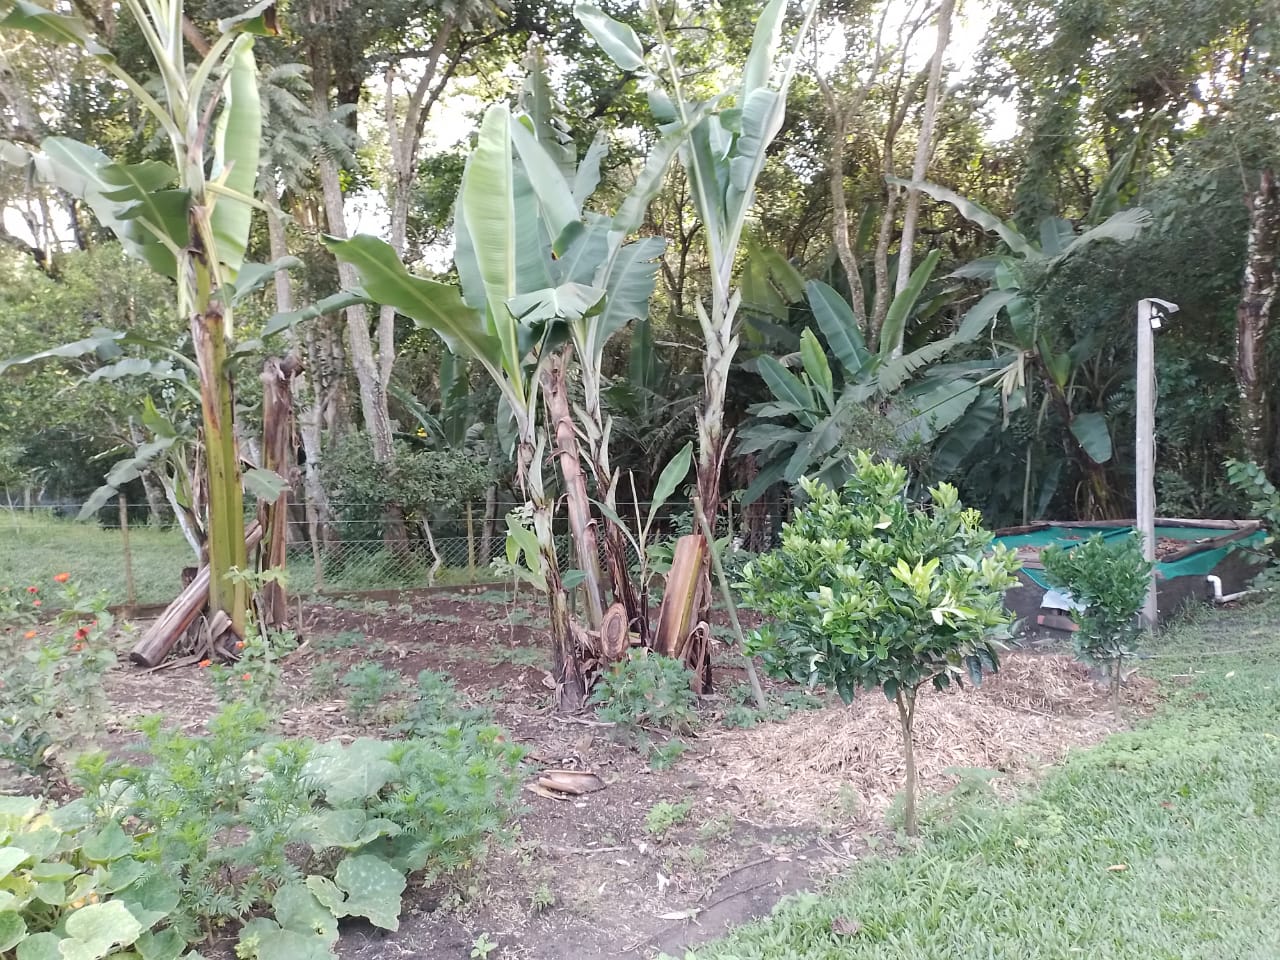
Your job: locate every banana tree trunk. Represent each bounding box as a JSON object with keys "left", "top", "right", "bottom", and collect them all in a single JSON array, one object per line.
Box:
[
  {"left": 190, "top": 299, "right": 249, "bottom": 637},
  {"left": 517, "top": 436, "right": 587, "bottom": 712},
  {"left": 540, "top": 347, "right": 606, "bottom": 628},
  {"left": 258, "top": 355, "right": 299, "bottom": 628},
  {"left": 1236, "top": 168, "right": 1279, "bottom": 470}
]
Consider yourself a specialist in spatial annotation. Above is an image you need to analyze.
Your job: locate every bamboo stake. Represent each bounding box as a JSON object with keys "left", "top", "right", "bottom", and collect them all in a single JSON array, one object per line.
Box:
[
  {"left": 119, "top": 493, "right": 137, "bottom": 608},
  {"left": 693, "top": 496, "right": 765, "bottom": 709}
]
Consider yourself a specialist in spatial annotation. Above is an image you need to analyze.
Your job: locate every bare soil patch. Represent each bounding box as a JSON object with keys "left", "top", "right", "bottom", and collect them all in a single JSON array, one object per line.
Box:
[{"left": 76, "top": 590, "right": 1157, "bottom": 959}]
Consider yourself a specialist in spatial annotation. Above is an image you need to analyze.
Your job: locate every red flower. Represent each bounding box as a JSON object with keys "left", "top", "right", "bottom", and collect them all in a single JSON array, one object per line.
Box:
[
  {"left": 241, "top": 672, "right": 252, "bottom": 682},
  {"left": 32, "top": 600, "right": 41, "bottom": 608},
  {"left": 53, "top": 573, "right": 70, "bottom": 584},
  {"left": 71, "top": 643, "right": 84, "bottom": 653},
  {"left": 26, "top": 586, "right": 38, "bottom": 594},
  {"left": 198, "top": 659, "right": 212, "bottom": 668},
  {"left": 75, "top": 627, "right": 89, "bottom": 640},
  {"left": 235, "top": 640, "right": 246, "bottom": 650}
]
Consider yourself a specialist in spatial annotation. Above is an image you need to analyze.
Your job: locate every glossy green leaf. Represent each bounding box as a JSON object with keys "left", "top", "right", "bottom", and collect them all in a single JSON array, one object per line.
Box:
[
  {"left": 895, "top": 380, "right": 980, "bottom": 444},
  {"left": 323, "top": 234, "right": 503, "bottom": 377},
  {"left": 510, "top": 114, "right": 577, "bottom": 243},
  {"left": 956, "top": 289, "right": 1019, "bottom": 342},
  {"left": 647, "top": 442, "right": 692, "bottom": 528},
  {"left": 756, "top": 355, "right": 816, "bottom": 426},
  {"left": 243, "top": 467, "right": 288, "bottom": 502},
  {"left": 1, "top": 1, "right": 110, "bottom": 56},
  {"left": 217, "top": 0, "right": 279, "bottom": 35}
]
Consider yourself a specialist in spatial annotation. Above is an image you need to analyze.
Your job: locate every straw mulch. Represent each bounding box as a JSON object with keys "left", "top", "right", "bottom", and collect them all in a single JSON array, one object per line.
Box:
[{"left": 702, "top": 654, "right": 1154, "bottom": 826}]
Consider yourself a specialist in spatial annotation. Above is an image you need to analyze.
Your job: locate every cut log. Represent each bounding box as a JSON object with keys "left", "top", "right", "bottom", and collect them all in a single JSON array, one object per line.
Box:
[
  {"left": 653, "top": 534, "right": 705, "bottom": 657},
  {"left": 537, "top": 770, "right": 606, "bottom": 796},
  {"left": 600, "top": 603, "right": 629, "bottom": 662},
  {"left": 130, "top": 522, "right": 263, "bottom": 668}
]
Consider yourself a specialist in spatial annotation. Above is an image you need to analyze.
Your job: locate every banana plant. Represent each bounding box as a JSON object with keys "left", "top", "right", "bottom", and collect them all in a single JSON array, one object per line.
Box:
[
  {"left": 510, "top": 47, "right": 699, "bottom": 641},
  {"left": 895, "top": 178, "right": 1153, "bottom": 516},
  {"left": 737, "top": 253, "right": 1016, "bottom": 503},
  {"left": 1, "top": 0, "right": 283, "bottom": 635},
  {"left": 575, "top": 0, "right": 820, "bottom": 645}
]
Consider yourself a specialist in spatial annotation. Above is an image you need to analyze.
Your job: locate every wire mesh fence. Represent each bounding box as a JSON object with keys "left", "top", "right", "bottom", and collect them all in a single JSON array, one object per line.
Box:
[{"left": 0, "top": 500, "right": 745, "bottom": 608}]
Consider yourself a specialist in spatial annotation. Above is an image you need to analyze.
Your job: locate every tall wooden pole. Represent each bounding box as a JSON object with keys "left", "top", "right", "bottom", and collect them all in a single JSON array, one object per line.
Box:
[{"left": 1136, "top": 299, "right": 1177, "bottom": 629}]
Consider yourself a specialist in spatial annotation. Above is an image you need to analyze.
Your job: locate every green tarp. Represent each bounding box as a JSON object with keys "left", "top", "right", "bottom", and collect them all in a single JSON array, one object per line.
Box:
[{"left": 994, "top": 525, "right": 1265, "bottom": 590}]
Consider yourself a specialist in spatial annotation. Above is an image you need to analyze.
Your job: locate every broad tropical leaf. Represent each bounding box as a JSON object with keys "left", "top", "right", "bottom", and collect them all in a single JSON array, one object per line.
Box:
[
  {"left": 798, "top": 328, "right": 833, "bottom": 408},
  {"left": 807, "top": 280, "right": 870, "bottom": 376},
  {"left": 887, "top": 177, "right": 1036, "bottom": 258},
  {"left": 956, "top": 288, "right": 1019, "bottom": 341},
  {"left": 895, "top": 380, "right": 981, "bottom": 444},
  {"left": 1069, "top": 412, "right": 1113, "bottom": 464},
  {"left": 756, "top": 355, "right": 817, "bottom": 426},
  {"left": 879, "top": 248, "right": 941, "bottom": 357},
  {"left": 324, "top": 234, "right": 504, "bottom": 379},
  {"left": 741, "top": 0, "right": 787, "bottom": 94},
  {"left": 210, "top": 38, "right": 262, "bottom": 276},
  {"left": 573, "top": 3, "right": 645, "bottom": 71}
]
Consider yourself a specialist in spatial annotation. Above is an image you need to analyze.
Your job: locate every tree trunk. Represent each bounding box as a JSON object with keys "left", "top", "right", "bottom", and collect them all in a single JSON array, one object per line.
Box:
[
  {"left": 1236, "top": 168, "right": 1279, "bottom": 469},
  {"left": 264, "top": 173, "right": 333, "bottom": 554},
  {"left": 258, "top": 355, "right": 299, "bottom": 629},
  {"left": 894, "top": 687, "right": 919, "bottom": 836},
  {"left": 541, "top": 347, "right": 606, "bottom": 628},
  {"left": 889, "top": 0, "right": 956, "bottom": 358}
]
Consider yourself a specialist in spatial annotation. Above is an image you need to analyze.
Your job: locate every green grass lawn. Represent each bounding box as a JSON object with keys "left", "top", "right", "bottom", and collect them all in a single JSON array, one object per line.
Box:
[
  {"left": 674, "top": 601, "right": 1280, "bottom": 960},
  {"left": 0, "top": 511, "right": 193, "bottom": 606}
]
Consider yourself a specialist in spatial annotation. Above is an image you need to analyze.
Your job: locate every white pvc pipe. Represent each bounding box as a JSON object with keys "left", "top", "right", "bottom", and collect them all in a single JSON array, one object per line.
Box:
[{"left": 1206, "top": 575, "right": 1258, "bottom": 604}]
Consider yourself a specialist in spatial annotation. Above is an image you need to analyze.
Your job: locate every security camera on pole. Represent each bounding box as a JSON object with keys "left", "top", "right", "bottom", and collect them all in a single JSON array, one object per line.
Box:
[{"left": 1136, "top": 298, "right": 1179, "bottom": 629}]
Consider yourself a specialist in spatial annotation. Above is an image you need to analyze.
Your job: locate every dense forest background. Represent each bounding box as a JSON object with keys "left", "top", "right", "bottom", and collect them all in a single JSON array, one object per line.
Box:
[{"left": 1, "top": 0, "right": 1277, "bottom": 539}]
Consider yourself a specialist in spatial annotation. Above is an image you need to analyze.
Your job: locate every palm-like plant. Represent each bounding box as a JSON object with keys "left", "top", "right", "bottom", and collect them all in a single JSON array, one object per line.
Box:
[{"left": 2, "top": 0, "right": 282, "bottom": 634}]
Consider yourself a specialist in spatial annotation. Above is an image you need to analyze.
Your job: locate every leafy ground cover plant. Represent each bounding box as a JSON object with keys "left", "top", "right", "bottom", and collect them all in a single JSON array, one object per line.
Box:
[
  {"left": 67, "top": 698, "right": 525, "bottom": 957},
  {"left": 340, "top": 663, "right": 405, "bottom": 725},
  {"left": 740, "top": 453, "right": 1020, "bottom": 834},
  {"left": 0, "top": 574, "right": 116, "bottom": 784},
  {"left": 591, "top": 652, "right": 700, "bottom": 767},
  {"left": 1040, "top": 532, "right": 1153, "bottom": 712},
  {"left": 0, "top": 794, "right": 185, "bottom": 960}
]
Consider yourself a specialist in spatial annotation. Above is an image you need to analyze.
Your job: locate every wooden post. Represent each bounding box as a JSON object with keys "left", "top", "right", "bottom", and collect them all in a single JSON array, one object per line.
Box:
[
  {"left": 1136, "top": 299, "right": 1177, "bottom": 629},
  {"left": 466, "top": 500, "right": 476, "bottom": 578},
  {"left": 119, "top": 493, "right": 137, "bottom": 608}
]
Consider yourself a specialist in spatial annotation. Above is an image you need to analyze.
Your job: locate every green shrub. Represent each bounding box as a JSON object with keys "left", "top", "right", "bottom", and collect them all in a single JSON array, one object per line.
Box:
[
  {"left": 739, "top": 454, "right": 1020, "bottom": 834},
  {"left": 591, "top": 653, "right": 700, "bottom": 735},
  {"left": 1225, "top": 458, "right": 1280, "bottom": 587},
  {"left": 1040, "top": 532, "right": 1154, "bottom": 709}
]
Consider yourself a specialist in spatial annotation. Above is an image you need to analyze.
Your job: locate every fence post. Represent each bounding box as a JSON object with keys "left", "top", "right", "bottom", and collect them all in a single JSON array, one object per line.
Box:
[
  {"left": 119, "top": 493, "right": 137, "bottom": 608},
  {"left": 466, "top": 501, "right": 476, "bottom": 579}
]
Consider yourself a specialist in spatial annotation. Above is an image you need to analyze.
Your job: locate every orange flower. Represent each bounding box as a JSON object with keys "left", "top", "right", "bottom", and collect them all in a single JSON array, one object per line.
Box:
[
  {"left": 23, "top": 630, "right": 36, "bottom": 640},
  {"left": 71, "top": 643, "right": 84, "bottom": 653},
  {"left": 198, "top": 659, "right": 212, "bottom": 668},
  {"left": 241, "top": 672, "right": 252, "bottom": 681},
  {"left": 53, "top": 572, "right": 70, "bottom": 583},
  {"left": 235, "top": 640, "right": 246, "bottom": 650}
]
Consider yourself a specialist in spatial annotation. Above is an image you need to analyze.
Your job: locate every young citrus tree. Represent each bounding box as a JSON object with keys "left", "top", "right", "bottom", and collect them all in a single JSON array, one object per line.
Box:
[
  {"left": 739, "top": 453, "right": 1020, "bottom": 835},
  {"left": 1040, "top": 532, "right": 1154, "bottom": 713}
]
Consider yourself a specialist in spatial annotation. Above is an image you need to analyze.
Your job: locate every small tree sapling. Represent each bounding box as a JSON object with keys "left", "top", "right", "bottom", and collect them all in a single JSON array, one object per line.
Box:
[
  {"left": 1040, "top": 532, "right": 1154, "bottom": 713},
  {"left": 739, "top": 453, "right": 1020, "bottom": 835}
]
